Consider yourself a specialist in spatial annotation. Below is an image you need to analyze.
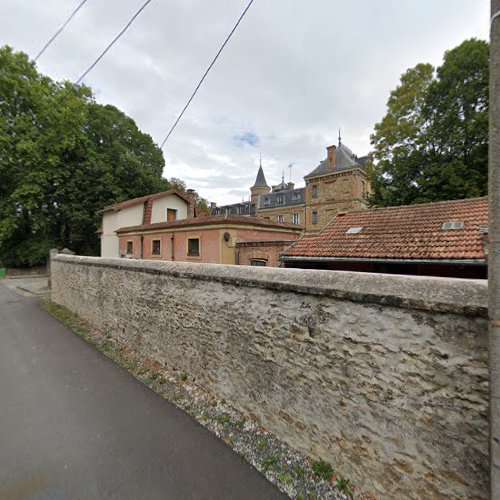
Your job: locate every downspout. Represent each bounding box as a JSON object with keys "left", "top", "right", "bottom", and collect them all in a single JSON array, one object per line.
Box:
[
  {"left": 140, "top": 235, "right": 144, "bottom": 259},
  {"left": 170, "top": 233, "right": 175, "bottom": 261},
  {"left": 490, "top": 1, "right": 500, "bottom": 497}
]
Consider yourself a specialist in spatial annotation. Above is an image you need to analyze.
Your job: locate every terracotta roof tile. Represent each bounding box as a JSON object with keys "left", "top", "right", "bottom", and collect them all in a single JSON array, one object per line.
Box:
[
  {"left": 116, "top": 215, "right": 303, "bottom": 234},
  {"left": 284, "top": 197, "right": 488, "bottom": 261}
]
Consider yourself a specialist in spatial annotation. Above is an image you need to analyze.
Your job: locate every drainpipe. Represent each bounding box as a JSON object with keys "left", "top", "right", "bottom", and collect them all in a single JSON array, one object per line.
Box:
[
  {"left": 490, "top": 1, "right": 500, "bottom": 497},
  {"left": 170, "top": 233, "right": 175, "bottom": 261},
  {"left": 140, "top": 235, "right": 144, "bottom": 259}
]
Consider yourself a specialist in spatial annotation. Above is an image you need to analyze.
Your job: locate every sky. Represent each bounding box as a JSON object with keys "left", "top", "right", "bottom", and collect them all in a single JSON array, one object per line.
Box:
[{"left": 1, "top": 0, "right": 490, "bottom": 205}]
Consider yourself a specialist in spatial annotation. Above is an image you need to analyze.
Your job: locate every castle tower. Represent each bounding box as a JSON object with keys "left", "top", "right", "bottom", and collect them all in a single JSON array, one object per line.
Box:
[
  {"left": 250, "top": 159, "right": 271, "bottom": 214},
  {"left": 303, "top": 139, "right": 371, "bottom": 230}
]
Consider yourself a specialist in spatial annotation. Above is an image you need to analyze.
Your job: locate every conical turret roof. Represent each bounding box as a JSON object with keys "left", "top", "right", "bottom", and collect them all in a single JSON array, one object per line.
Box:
[{"left": 251, "top": 164, "right": 269, "bottom": 189}]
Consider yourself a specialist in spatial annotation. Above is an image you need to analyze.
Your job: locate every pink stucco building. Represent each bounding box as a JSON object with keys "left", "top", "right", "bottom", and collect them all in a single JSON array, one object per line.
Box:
[{"left": 116, "top": 214, "right": 301, "bottom": 266}]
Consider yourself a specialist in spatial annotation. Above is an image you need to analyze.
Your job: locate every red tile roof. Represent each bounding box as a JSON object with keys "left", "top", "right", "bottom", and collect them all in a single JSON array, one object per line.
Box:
[
  {"left": 284, "top": 197, "right": 488, "bottom": 261},
  {"left": 102, "top": 190, "right": 190, "bottom": 213},
  {"left": 116, "top": 215, "right": 303, "bottom": 234}
]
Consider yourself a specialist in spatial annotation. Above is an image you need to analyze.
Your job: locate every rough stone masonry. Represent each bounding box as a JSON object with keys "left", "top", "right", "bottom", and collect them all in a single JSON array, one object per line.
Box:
[{"left": 51, "top": 255, "right": 489, "bottom": 498}]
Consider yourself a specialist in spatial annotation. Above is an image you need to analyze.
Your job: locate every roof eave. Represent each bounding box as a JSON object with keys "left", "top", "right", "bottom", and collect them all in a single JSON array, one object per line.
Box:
[
  {"left": 280, "top": 256, "right": 487, "bottom": 265},
  {"left": 304, "top": 165, "right": 365, "bottom": 180}
]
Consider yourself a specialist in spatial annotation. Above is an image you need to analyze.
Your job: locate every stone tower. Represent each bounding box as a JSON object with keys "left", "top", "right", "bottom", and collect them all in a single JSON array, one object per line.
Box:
[{"left": 304, "top": 140, "right": 371, "bottom": 230}]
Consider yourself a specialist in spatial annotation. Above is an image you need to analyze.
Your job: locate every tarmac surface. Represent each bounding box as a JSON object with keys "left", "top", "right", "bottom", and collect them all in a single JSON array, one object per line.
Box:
[{"left": 0, "top": 280, "right": 284, "bottom": 499}]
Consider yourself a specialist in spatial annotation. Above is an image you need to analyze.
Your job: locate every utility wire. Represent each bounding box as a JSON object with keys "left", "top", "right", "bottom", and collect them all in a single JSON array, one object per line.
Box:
[
  {"left": 35, "top": 0, "right": 90, "bottom": 61},
  {"left": 76, "top": 0, "right": 153, "bottom": 85},
  {"left": 160, "top": 0, "right": 255, "bottom": 149}
]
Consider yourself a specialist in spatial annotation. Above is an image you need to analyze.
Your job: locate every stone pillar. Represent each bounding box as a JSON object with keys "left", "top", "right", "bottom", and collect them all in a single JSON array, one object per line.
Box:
[{"left": 47, "top": 248, "right": 59, "bottom": 289}]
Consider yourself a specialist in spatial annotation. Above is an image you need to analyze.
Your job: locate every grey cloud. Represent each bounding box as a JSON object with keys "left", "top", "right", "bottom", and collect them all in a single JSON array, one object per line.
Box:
[{"left": 1, "top": 0, "right": 489, "bottom": 205}]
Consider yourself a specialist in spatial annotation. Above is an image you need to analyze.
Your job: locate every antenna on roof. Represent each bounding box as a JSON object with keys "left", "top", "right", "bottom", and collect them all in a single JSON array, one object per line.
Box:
[
  {"left": 288, "top": 162, "right": 295, "bottom": 182},
  {"left": 338, "top": 126, "right": 342, "bottom": 145},
  {"left": 259, "top": 152, "right": 262, "bottom": 168}
]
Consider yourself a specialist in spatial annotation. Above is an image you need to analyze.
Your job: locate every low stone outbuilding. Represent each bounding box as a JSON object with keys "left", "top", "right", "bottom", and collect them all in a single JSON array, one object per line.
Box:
[{"left": 282, "top": 196, "right": 488, "bottom": 278}]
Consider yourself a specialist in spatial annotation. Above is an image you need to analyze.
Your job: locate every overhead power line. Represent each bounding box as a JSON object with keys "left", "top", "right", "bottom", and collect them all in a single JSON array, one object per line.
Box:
[
  {"left": 160, "top": 0, "right": 255, "bottom": 149},
  {"left": 76, "top": 0, "right": 153, "bottom": 85},
  {"left": 34, "top": 0, "right": 90, "bottom": 61}
]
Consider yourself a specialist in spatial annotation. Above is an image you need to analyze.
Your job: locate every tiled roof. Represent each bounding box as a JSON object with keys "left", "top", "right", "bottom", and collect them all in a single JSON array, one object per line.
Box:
[
  {"left": 304, "top": 142, "right": 365, "bottom": 179},
  {"left": 102, "top": 190, "right": 190, "bottom": 213},
  {"left": 116, "top": 215, "right": 303, "bottom": 234},
  {"left": 283, "top": 197, "right": 488, "bottom": 261}
]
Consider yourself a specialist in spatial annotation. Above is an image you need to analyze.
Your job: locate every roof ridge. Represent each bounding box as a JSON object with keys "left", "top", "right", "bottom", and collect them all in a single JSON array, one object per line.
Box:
[
  {"left": 103, "top": 189, "right": 190, "bottom": 212},
  {"left": 116, "top": 214, "right": 302, "bottom": 233},
  {"left": 361, "top": 196, "right": 488, "bottom": 214}
]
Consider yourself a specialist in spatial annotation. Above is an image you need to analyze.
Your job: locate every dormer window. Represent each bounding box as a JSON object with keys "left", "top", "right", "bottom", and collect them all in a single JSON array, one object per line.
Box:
[
  {"left": 277, "top": 195, "right": 285, "bottom": 205},
  {"left": 264, "top": 196, "right": 270, "bottom": 205}
]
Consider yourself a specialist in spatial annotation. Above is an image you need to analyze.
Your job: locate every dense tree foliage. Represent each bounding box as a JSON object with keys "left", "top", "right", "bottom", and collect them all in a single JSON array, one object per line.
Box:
[
  {"left": 0, "top": 46, "right": 170, "bottom": 266},
  {"left": 368, "top": 39, "right": 489, "bottom": 207}
]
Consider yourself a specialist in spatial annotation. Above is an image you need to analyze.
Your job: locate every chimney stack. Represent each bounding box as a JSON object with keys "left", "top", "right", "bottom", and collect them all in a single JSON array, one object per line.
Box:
[
  {"left": 210, "top": 202, "right": 217, "bottom": 209},
  {"left": 326, "top": 145, "right": 336, "bottom": 167},
  {"left": 186, "top": 189, "right": 196, "bottom": 218}
]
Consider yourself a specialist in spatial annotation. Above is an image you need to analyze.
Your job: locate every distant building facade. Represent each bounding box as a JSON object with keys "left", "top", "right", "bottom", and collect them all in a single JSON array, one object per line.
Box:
[{"left": 211, "top": 140, "right": 371, "bottom": 232}]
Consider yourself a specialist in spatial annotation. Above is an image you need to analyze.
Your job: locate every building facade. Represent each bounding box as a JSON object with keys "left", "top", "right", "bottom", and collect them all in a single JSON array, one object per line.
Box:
[
  {"left": 211, "top": 140, "right": 371, "bottom": 232},
  {"left": 115, "top": 215, "right": 301, "bottom": 265},
  {"left": 100, "top": 190, "right": 191, "bottom": 258}
]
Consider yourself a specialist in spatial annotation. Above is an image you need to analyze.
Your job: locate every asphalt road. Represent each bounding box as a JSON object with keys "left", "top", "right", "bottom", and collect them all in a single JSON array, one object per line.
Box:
[{"left": 0, "top": 282, "right": 284, "bottom": 499}]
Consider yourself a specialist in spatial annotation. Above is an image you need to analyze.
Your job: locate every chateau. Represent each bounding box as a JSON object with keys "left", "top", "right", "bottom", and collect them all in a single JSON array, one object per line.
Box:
[{"left": 212, "top": 139, "right": 372, "bottom": 231}]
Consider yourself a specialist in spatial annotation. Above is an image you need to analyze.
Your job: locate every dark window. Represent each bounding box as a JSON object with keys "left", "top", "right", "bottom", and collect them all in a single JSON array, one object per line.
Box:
[
  {"left": 277, "top": 215, "right": 284, "bottom": 222},
  {"left": 293, "top": 213, "right": 300, "bottom": 224},
  {"left": 250, "top": 259, "right": 267, "bottom": 266},
  {"left": 312, "top": 185, "right": 318, "bottom": 198},
  {"left": 126, "top": 241, "right": 134, "bottom": 254},
  {"left": 277, "top": 195, "right": 285, "bottom": 205},
  {"left": 312, "top": 210, "right": 318, "bottom": 224},
  {"left": 187, "top": 238, "right": 200, "bottom": 256},
  {"left": 152, "top": 239, "right": 161, "bottom": 255}
]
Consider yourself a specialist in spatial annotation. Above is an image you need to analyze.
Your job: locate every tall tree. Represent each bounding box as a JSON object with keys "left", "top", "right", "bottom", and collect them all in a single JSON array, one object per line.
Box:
[
  {"left": 0, "top": 46, "right": 169, "bottom": 266},
  {"left": 369, "top": 39, "right": 489, "bottom": 207}
]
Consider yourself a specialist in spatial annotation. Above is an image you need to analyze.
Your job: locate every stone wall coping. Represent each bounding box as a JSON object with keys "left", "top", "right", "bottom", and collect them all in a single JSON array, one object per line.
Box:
[{"left": 53, "top": 254, "right": 488, "bottom": 316}]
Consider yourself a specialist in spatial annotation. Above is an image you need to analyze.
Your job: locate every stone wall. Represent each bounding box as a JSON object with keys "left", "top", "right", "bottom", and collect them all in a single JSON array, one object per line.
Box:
[
  {"left": 257, "top": 205, "right": 306, "bottom": 227},
  {"left": 51, "top": 255, "right": 489, "bottom": 498}
]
